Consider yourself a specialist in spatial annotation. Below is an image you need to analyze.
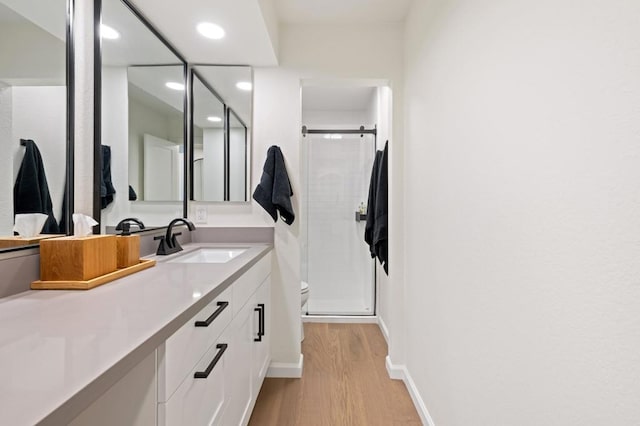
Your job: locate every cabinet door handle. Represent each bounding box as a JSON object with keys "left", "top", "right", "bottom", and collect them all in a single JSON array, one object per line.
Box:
[
  {"left": 194, "top": 343, "right": 227, "bottom": 379},
  {"left": 195, "top": 301, "right": 229, "bottom": 327},
  {"left": 258, "top": 303, "right": 265, "bottom": 337},
  {"left": 254, "top": 305, "right": 263, "bottom": 342}
]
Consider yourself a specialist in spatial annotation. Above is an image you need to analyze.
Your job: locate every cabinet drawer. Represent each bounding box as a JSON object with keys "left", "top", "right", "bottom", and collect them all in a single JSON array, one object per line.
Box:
[
  {"left": 158, "top": 286, "right": 232, "bottom": 402},
  {"left": 158, "top": 339, "right": 228, "bottom": 426},
  {"left": 232, "top": 253, "right": 271, "bottom": 316}
]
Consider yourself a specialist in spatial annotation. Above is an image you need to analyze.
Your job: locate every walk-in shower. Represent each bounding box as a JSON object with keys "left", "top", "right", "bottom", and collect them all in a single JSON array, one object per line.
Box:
[{"left": 301, "top": 125, "right": 377, "bottom": 316}]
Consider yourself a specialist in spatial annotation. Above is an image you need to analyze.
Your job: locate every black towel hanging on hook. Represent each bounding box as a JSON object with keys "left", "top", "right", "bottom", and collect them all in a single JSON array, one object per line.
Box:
[{"left": 14, "top": 139, "right": 59, "bottom": 233}]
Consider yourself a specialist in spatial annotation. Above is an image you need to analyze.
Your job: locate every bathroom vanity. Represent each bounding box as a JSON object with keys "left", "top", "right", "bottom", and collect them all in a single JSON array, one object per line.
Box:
[{"left": 0, "top": 243, "right": 272, "bottom": 426}]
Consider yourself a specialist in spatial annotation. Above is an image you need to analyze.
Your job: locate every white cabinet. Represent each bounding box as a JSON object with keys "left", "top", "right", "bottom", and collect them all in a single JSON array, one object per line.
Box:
[
  {"left": 158, "top": 339, "right": 228, "bottom": 426},
  {"left": 221, "top": 297, "right": 256, "bottom": 425},
  {"left": 157, "top": 286, "right": 232, "bottom": 402},
  {"left": 222, "top": 271, "right": 272, "bottom": 426},
  {"left": 252, "top": 277, "right": 271, "bottom": 394},
  {"left": 69, "top": 351, "right": 157, "bottom": 426},
  {"left": 159, "top": 252, "right": 272, "bottom": 426}
]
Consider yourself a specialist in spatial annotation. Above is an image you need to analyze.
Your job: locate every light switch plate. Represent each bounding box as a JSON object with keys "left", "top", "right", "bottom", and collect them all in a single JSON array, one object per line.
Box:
[{"left": 194, "top": 206, "right": 208, "bottom": 223}]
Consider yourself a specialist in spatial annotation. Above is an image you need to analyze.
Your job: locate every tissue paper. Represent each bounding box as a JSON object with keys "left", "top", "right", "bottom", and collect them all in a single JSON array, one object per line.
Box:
[
  {"left": 73, "top": 214, "right": 98, "bottom": 236},
  {"left": 13, "top": 213, "right": 48, "bottom": 238}
]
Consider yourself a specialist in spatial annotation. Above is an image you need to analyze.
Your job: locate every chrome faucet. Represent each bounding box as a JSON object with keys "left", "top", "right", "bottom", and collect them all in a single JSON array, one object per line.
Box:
[{"left": 156, "top": 218, "right": 196, "bottom": 255}]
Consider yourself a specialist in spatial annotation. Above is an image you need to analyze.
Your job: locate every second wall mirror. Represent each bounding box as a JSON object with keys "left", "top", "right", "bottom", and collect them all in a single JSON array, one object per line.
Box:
[
  {"left": 190, "top": 66, "right": 252, "bottom": 203},
  {"left": 96, "top": 0, "right": 187, "bottom": 232}
]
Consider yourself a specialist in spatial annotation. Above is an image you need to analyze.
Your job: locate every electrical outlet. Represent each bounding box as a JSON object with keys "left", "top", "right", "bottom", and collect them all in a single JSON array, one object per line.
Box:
[{"left": 195, "top": 206, "right": 208, "bottom": 223}]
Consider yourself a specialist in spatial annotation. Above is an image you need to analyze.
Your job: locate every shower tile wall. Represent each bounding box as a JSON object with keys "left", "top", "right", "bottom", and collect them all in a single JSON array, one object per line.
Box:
[{"left": 306, "top": 134, "right": 375, "bottom": 315}]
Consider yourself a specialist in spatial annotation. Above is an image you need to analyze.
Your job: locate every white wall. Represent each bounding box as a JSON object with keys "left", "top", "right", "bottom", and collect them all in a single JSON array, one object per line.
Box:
[
  {"left": 202, "top": 128, "right": 224, "bottom": 200},
  {"left": 128, "top": 96, "right": 182, "bottom": 200},
  {"left": 229, "top": 126, "right": 247, "bottom": 201},
  {"left": 403, "top": 0, "right": 640, "bottom": 424},
  {"left": 302, "top": 109, "right": 370, "bottom": 128},
  {"left": 0, "top": 22, "right": 64, "bottom": 85},
  {"left": 0, "top": 87, "right": 12, "bottom": 235},
  {"left": 100, "top": 67, "right": 128, "bottom": 232}
]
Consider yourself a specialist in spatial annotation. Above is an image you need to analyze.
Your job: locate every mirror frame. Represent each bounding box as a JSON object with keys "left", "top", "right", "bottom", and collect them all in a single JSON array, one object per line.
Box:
[
  {"left": 189, "top": 66, "right": 251, "bottom": 203},
  {"left": 93, "top": 0, "right": 188, "bottom": 232},
  {"left": 0, "top": 0, "right": 75, "bottom": 253},
  {"left": 66, "top": 0, "right": 75, "bottom": 234}
]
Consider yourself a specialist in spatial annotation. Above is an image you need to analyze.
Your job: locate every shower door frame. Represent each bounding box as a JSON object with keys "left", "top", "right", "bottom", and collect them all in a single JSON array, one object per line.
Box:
[{"left": 302, "top": 125, "right": 378, "bottom": 317}]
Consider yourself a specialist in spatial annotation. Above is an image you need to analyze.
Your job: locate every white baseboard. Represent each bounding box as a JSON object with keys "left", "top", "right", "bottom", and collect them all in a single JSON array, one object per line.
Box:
[
  {"left": 302, "top": 315, "right": 378, "bottom": 324},
  {"left": 266, "top": 354, "right": 304, "bottom": 378},
  {"left": 378, "top": 316, "right": 390, "bottom": 345},
  {"left": 385, "top": 356, "right": 435, "bottom": 426}
]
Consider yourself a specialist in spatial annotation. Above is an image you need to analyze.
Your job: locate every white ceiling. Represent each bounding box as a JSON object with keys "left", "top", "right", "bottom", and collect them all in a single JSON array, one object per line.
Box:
[
  {"left": 129, "top": 0, "right": 278, "bottom": 66},
  {"left": 0, "top": 1, "right": 66, "bottom": 86},
  {"left": 127, "top": 66, "right": 184, "bottom": 113},
  {"left": 302, "top": 86, "right": 376, "bottom": 111},
  {"left": 0, "top": 0, "right": 65, "bottom": 40},
  {"left": 102, "top": 0, "right": 181, "bottom": 66},
  {"left": 0, "top": 3, "right": 23, "bottom": 23},
  {"left": 108, "top": 0, "right": 413, "bottom": 67},
  {"left": 194, "top": 66, "right": 252, "bottom": 125},
  {"left": 275, "top": 0, "right": 414, "bottom": 24},
  {"left": 192, "top": 75, "right": 225, "bottom": 131}
]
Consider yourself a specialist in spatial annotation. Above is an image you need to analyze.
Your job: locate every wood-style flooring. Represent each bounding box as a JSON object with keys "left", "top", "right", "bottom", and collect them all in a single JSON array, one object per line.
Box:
[{"left": 249, "top": 323, "right": 422, "bottom": 426}]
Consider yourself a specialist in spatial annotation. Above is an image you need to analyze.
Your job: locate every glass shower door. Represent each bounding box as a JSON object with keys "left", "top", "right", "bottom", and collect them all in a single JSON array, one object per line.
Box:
[{"left": 305, "top": 133, "right": 376, "bottom": 315}]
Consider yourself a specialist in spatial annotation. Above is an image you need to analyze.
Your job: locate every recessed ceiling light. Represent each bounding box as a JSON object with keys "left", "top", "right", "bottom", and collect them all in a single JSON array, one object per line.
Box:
[
  {"left": 165, "top": 82, "right": 184, "bottom": 91},
  {"left": 100, "top": 24, "right": 120, "bottom": 40},
  {"left": 236, "top": 81, "right": 252, "bottom": 91},
  {"left": 197, "top": 22, "right": 225, "bottom": 40},
  {"left": 207, "top": 116, "right": 222, "bottom": 122}
]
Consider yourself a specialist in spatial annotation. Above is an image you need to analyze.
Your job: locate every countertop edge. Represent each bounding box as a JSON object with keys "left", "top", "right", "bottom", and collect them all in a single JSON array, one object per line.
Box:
[{"left": 35, "top": 244, "right": 273, "bottom": 426}]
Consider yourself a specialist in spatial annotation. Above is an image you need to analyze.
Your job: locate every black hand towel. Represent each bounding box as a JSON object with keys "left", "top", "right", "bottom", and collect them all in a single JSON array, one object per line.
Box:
[
  {"left": 365, "top": 150, "right": 382, "bottom": 258},
  {"left": 101, "top": 145, "right": 116, "bottom": 209},
  {"left": 253, "top": 145, "right": 295, "bottom": 225},
  {"left": 13, "top": 139, "right": 59, "bottom": 234},
  {"left": 373, "top": 142, "right": 389, "bottom": 274}
]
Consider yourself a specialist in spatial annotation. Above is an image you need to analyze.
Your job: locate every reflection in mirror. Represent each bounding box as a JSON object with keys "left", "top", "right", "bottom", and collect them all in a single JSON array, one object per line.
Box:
[
  {"left": 191, "top": 66, "right": 251, "bottom": 202},
  {"left": 192, "top": 72, "right": 224, "bottom": 201},
  {"left": 99, "top": 0, "right": 186, "bottom": 232},
  {"left": 0, "top": 0, "right": 70, "bottom": 250},
  {"left": 229, "top": 110, "right": 247, "bottom": 201}
]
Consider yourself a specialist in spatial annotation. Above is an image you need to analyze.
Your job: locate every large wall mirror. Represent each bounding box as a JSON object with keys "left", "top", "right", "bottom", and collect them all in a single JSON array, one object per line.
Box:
[
  {"left": 0, "top": 0, "right": 73, "bottom": 251},
  {"left": 96, "top": 0, "right": 186, "bottom": 232},
  {"left": 190, "top": 66, "right": 252, "bottom": 203}
]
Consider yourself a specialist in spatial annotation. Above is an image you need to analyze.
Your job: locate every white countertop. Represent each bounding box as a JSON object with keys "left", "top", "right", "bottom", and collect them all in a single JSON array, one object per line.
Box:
[{"left": 0, "top": 243, "right": 272, "bottom": 426}]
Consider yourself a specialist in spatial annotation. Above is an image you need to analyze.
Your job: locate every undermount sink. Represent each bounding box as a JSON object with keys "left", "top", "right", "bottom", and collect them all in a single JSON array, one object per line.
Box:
[{"left": 167, "top": 247, "right": 248, "bottom": 264}]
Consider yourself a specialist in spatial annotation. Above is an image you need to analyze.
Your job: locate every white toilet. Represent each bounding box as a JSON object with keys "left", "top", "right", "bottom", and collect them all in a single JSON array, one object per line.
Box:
[{"left": 301, "top": 281, "right": 309, "bottom": 341}]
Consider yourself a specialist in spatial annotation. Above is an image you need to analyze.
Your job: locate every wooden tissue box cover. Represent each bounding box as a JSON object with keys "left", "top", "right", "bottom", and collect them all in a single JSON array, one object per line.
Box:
[
  {"left": 40, "top": 235, "right": 117, "bottom": 281},
  {"left": 117, "top": 235, "right": 140, "bottom": 269}
]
